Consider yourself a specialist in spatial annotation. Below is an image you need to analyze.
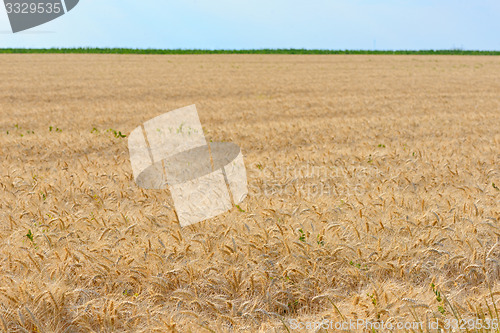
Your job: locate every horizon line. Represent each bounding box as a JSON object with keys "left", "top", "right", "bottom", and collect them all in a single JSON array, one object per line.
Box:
[{"left": 1, "top": 48, "right": 500, "bottom": 55}]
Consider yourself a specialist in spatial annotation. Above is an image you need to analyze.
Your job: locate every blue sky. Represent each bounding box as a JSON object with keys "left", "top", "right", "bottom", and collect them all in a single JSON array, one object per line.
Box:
[{"left": 1, "top": 0, "right": 499, "bottom": 50}]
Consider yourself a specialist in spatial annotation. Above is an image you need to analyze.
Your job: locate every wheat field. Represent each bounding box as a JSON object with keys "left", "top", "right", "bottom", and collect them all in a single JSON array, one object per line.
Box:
[{"left": 0, "top": 54, "right": 499, "bottom": 332}]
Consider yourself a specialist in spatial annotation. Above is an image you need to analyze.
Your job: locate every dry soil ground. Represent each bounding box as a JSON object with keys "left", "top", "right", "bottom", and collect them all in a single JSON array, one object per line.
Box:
[{"left": 0, "top": 54, "right": 499, "bottom": 332}]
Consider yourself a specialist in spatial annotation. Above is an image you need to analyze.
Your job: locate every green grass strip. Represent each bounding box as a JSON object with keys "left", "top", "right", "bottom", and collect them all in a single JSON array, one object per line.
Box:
[{"left": 0, "top": 48, "right": 499, "bottom": 55}]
